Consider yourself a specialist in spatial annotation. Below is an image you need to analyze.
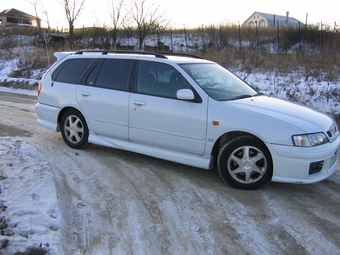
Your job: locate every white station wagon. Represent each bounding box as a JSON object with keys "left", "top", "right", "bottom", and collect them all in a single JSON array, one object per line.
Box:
[{"left": 35, "top": 50, "right": 340, "bottom": 189}]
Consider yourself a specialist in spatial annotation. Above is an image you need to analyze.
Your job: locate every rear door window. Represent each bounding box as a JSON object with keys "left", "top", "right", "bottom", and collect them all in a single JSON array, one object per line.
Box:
[
  {"left": 93, "top": 59, "right": 133, "bottom": 91},
  {"left": 52, "top": 59, "right": 95, "bottom": 84}
]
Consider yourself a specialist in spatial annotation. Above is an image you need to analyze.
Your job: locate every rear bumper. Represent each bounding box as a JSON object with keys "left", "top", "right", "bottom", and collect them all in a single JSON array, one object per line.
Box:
[{"left": 35, "top": 103, "right": 60, "bottom": 132}]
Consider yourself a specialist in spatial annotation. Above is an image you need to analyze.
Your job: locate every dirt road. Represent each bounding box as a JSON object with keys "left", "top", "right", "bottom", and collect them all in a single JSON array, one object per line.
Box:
[{"left": 0, "top": 91, "right": 339, "bottom": 254}]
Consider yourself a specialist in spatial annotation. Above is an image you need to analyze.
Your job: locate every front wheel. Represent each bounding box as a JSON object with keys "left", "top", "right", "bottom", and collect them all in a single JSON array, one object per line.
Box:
[
  {"left": 217, "top": 135, "right": 273, "bottom": 190},
  {"left": 60, "top": 109, "right": 89, "bottom": 149}
]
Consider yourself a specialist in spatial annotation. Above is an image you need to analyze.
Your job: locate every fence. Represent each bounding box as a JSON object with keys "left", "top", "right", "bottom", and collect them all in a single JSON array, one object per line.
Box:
[{"left": 2, "top": 24, "right": 339, "bottom": 55}]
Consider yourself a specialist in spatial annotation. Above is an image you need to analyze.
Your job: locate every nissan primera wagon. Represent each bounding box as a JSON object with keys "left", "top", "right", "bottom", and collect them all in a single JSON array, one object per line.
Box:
[{"left": 35, "top": 50, "right": 340, "bottom": 189}]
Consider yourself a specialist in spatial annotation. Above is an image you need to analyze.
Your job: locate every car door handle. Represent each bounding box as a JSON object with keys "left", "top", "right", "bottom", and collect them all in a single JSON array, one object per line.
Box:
[
  {"left": 133, "top": 100, "right": 146, "bottom": 106},
  {"left": 81, "top": 92, "right": 91, "bottom": 97}
]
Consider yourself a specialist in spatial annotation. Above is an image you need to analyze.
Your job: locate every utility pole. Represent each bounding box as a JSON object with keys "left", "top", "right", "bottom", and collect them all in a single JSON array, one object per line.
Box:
[
  {"left": 255, "top": 21, "right": 259, "bottom": 54},
  {"left": 184, "top": 24, "right": 188, "bottom": 53},
  {"left": 238, "top": 21, "right": 241, "bottom": 50}
]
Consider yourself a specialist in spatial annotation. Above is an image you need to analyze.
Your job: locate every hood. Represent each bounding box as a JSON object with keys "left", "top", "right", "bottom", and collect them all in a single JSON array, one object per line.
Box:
[{"left": 223, "top": 95, "right": 334, "bottom": 133}]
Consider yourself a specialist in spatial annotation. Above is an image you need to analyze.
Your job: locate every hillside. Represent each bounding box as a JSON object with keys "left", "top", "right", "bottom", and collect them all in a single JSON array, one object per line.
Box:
[{"left": 0, "top": 27, "right": 339, "bottom": 120}]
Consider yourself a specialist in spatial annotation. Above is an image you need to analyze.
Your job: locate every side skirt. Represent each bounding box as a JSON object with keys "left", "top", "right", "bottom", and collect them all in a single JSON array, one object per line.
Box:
[{"left": 88, "top": 133, "right": 212, "bottom": 170}]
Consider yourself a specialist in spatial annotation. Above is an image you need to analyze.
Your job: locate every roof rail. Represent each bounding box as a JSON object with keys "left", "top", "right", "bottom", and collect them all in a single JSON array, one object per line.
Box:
[
  {"left": 73, "top": 50, "right": 203, "bottom": 60},
  {"left": 74, "top": 50, "right": 167, "bottom": 58},
  {"left": 156, "top": 52, "right": 203, "bottom": 59}
]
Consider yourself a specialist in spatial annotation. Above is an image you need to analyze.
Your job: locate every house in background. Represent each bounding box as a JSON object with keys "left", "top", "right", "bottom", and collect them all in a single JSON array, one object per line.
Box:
[
  {"left": 0, "top": 8, "right": 41, "bottom": 28},
  {"left": 243, "top": 11, "right": 304, "bottom": 28}
]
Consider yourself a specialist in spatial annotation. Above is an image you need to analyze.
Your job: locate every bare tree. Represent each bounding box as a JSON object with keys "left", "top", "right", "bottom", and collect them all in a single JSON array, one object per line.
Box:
[
  {"left": 57, "top": 0, "right": 86, "bottom": 43},
  {"left": 30, "top": 0, "right": 42, "bottom": 37},
  {"left": 109, "top": 0, "right": 126, "bottom": 49},
  {"left": 39, "top": 1, "right": 51, "bottom": 32},
  {"left": 128, "top": 0, "right": 169, "bottom": 49}
]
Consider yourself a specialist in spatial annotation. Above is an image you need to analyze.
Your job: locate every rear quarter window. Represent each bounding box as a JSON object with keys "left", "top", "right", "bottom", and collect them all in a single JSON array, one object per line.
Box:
[{"left": 52, "top": 58, "right": 95, "bottom": 84}]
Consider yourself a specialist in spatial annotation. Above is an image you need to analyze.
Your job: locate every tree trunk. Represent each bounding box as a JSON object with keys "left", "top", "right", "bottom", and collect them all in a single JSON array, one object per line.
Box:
[{"left": 69, "top": 21, "right": 74, "bottom": 44}]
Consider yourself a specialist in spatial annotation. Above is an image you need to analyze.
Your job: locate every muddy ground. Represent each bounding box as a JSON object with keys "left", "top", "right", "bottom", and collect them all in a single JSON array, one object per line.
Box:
[{"left": 0, "top": 91, "right": 339, "bottom": 254}]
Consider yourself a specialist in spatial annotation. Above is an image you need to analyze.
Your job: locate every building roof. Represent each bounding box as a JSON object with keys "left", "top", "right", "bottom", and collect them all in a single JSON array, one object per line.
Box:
[
  {"left": 244, "top": 11, "right": 304, "bottom": 27},
  {"left": 0, "top": 8, "right": 37, "bottom": 20},
  {"left": 259, "top": 12, "right": 301, "bottom": 23}
]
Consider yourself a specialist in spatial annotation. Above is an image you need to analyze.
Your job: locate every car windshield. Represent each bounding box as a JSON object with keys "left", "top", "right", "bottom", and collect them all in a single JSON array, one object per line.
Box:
[{"left": 179, "top": 63, "right": 258, "bottom": 101}]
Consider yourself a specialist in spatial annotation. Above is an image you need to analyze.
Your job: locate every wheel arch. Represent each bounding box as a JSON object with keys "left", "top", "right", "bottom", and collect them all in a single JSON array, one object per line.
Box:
[
  {"left": 210, "top": 131, "right": 273, "bottom": 168},
  {"left": 57, "top": 107, "right": 86, "bottom": 132},
  {"left": 216, "top": 134, "right": 274, "bottom": 189}
]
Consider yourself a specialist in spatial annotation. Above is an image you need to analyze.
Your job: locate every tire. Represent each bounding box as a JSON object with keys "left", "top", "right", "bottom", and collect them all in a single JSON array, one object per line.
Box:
[
  {"left": 60, "top": 109, "right": 89, "bottom": 149},
  {"left": 217, "top": 135, "right": 273, "bottom": 190}
]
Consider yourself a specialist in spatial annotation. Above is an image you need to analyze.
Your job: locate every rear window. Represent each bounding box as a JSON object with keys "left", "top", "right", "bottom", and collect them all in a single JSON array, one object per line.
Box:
[{"left": 52, "top": 59, "right": 94, "bottom": 84}]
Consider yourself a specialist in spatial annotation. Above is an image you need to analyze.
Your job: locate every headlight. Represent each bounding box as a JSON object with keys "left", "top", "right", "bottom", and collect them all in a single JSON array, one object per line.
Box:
[{"left": 292, "top": 133, "right": 329, "bottom": 147}]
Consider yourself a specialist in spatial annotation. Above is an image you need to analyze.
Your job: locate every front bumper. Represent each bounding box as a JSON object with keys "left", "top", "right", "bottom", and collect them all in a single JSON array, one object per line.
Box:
[{"left": 267, "top": 137, "right": 340, "bottom": 184}]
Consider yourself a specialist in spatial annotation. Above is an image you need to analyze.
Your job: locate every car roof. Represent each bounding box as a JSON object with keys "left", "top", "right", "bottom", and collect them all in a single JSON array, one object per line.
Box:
[{"left": 54, "top": 50, "right": 213, "bottom": 64}]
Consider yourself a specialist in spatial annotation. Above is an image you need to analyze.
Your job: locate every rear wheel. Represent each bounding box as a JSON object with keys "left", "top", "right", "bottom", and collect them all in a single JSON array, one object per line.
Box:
[
  {"left": 217, "top": 135, "right": 273, "bottom": 190},
  {"left": 60, "top": 109, "right": 89, "bottom": 149}
]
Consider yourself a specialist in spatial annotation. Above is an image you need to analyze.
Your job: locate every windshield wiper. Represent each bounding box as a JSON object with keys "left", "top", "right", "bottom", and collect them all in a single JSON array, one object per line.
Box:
[
  {"left": 231, "top": 94, "right": 253, "bottom": 100},
  {"left": 253, "top": 92, "right": 264, "bottom": 97},
  {"left": 231, "top": 92, "right": 264, "bottom": 100}
]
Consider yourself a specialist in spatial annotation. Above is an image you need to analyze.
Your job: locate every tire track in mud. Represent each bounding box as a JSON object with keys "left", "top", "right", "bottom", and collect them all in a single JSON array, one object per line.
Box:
[
  {"left": 92, "top": 152, "right": 208, "bottom": 254},
  {"left": 100, "top": 154, "right": 250, "bottom": 254},
  {"left": 258, "top": 183, "right": 340, "bottom": 255},
  {"left": 87, "top": 150, "right": 239, "bottom": 254},
  {"left": 39, "top": 145, "right": 124, "bottom": 254}
]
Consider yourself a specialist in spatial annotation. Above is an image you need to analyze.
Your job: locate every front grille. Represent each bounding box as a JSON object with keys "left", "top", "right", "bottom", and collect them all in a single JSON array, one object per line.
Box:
[{"left": 309, "top": 161, "right": 324, "bottom": 175}]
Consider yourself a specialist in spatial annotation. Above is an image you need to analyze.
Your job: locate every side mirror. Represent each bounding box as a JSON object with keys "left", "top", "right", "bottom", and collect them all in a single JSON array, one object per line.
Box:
[{"left": 176, "top": 89, "right": 195, "bottom": 100}]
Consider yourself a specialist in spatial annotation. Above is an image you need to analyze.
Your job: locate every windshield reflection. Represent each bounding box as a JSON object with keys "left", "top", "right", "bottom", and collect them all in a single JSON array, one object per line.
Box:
[{"left": 180, "top": 63, "right": 257, "bottom": 101}]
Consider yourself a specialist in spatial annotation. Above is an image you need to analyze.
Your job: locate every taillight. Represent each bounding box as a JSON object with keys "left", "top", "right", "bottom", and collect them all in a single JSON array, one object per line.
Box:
[{"left": 37, "top": 82, "right": 42, "bottom": 96}]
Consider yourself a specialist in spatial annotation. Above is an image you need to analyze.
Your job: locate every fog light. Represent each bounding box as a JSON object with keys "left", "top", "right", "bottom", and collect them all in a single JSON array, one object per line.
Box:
[{"left": 309, "top": 161, "right": 324, "bottom": 175}]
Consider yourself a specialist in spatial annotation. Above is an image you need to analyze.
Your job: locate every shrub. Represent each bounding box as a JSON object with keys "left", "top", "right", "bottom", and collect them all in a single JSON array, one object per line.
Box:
[{"left": 9, "top": 48, "right": 53, "bottom": 79}]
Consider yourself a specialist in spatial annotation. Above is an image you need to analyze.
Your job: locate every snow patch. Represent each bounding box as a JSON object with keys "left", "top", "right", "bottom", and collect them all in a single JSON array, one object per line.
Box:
[{"left": 0, "top": 137, "right": 60, "bottom": 254}]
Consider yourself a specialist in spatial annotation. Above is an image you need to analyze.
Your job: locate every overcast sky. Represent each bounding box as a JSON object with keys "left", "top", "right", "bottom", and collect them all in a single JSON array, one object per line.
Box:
[{"left": 1, "top": 0, "right": 340, "bottom": 29}]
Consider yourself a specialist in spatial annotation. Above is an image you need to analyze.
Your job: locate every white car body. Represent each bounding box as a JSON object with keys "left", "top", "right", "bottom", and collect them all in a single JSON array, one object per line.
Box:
[{"left": 35, "top": 51, "right": 340, "bottom": 189}]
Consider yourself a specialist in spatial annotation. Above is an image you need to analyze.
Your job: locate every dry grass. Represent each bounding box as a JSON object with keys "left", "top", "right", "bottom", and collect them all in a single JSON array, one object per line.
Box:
[
  {"left": 180, "top": 24, "right": 340, "bottom": 82},
  {"left": 8, "top": 48, "right": 53, "bottom": 79},
  {"left": 195, "top": 49, "right": 340, "bottom": 83},
  {"left": 13, "top": 247, "right": 49, "bottom": 255}
]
